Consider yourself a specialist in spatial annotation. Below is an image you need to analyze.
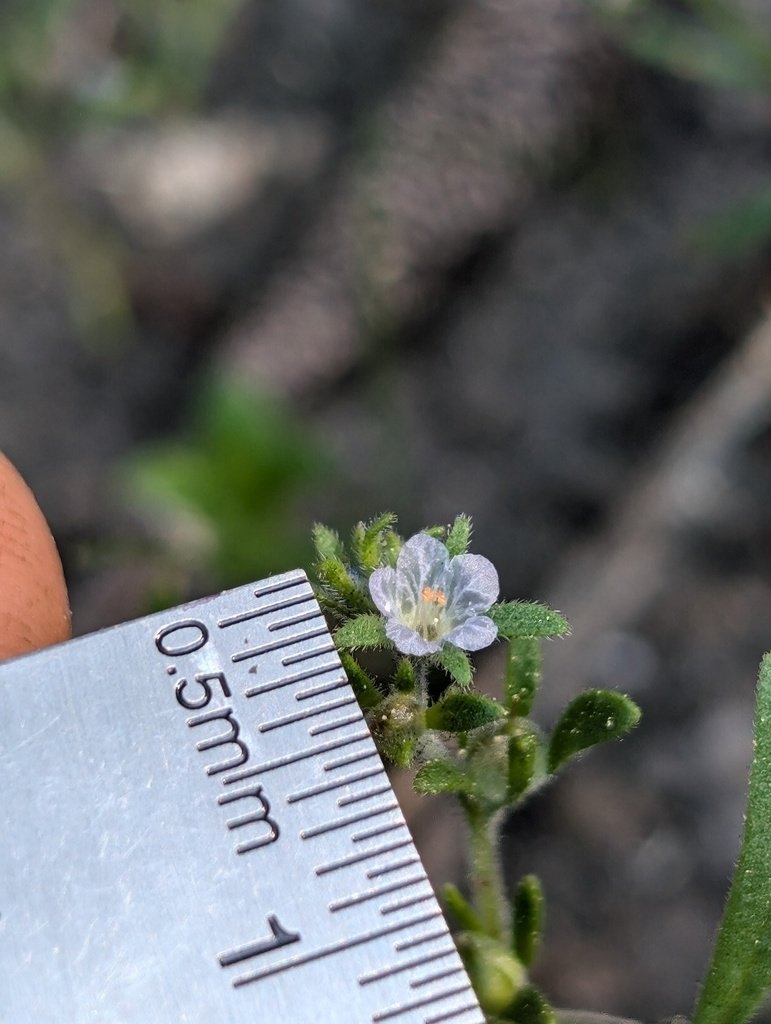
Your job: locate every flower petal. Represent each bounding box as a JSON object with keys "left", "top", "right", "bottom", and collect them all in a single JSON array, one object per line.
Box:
[
  {"left": 445, "top": 614, "right": 498, "bottom": 652},
  {"left": 447, "top": 553, "right": 499, "bottom": 616},
  {"left": 369, "top": 531, "right": 499, "bottom": 655},
  {"left": 369, "top": 566, "right": 397, "bottom": 617},
  {"left": 396, "top": 533, "right": 450, "bottom": 592},
  {"left": 385, "top": 619, "right": 442, "bottom": 656}
]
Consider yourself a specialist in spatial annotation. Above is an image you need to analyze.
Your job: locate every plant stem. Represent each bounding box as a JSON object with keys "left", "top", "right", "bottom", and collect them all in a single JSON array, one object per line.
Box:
[
  {"left": 415, "top": 661, "right": 429, "bottom": 703},
  {"left": 464, "top": 799, "right": 506, "bottom": 940}
]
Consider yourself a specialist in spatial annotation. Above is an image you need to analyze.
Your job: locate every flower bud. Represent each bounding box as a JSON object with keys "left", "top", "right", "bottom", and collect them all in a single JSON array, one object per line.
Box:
[
  {"left": 367, "top": 694, "right": 423, "bottom": 768},
  {"left": 457, "top": 932, "right": 525, "bottom": 1016}
]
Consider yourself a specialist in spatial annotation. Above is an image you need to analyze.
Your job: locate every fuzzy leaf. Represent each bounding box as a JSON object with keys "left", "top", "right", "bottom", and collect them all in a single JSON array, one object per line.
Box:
[
  {"left": 692, "top": 654, "right": 771, "bottom": 1024},
  {"left": 352, "top": 513, "right": 398, "bottom": 573},
  {"left": 414, "top": 759, "right": 473, "bottom": 796},
  {"left": 316, "top": 557, "right": 372, "bottom": 612},
  {"left": 513, "top": 875, "right": 544, "bottom": 967},
  {"left": 393, "top": 658, "right": 416, "bottom": 693},
  {"left": 505, "top": 637, "right": 541, "bottom": 716},
  {"left": 339, "top": 652, "right": 382, "bottom": 710},
  {"left": 443, "top": 883, "right": 483, "bottom": 933},
  {"left": 381, "top": 529, "right": 402, "bottom": 566},
  {"left": 425, "top": 693, "right": 505, "bottom": 733},
  {"left": 548, "top": 690, "right": 641, "bottom": 774},
  {"left": 503, "top": 984, "right": 555, "bottom": 1024},
  {"left": 312, "top": 522, "right": 345, "bottom": 561},
  {"left": 458, "top": 933, "right": 525, "bottom": 1018},
  {"left": 335, "top": 614, "right": 388, "bottom": 651},
  {"left": 446, "top": 514, "right": 473, "bottom": 557},
  {"left": 435, "top": 645, "right": 473, "bottom": 688},
  {"left": 466, "top": 738, "right": 509, "bottom": 808},
  {"left": 490, "top": 602, "right": 570, "bottom": 640},
  {"left": 508, "top": 729, "right": 538, "bottom": 802}
]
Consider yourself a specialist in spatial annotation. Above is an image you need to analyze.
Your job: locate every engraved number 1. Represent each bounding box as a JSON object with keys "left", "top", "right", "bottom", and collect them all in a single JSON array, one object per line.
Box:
[{"left": 218, "top": 915, "right": 301, "bottom": 968}]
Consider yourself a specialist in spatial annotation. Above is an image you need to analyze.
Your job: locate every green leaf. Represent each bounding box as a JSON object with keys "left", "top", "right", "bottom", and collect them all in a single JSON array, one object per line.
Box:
[
  {"left": 334, "top": 614, "right": 389, "bottom": 651},
  {"left": 505, "top": 637, "right": 541, "bottom": 716},
  {"left": 490, "top": 602, "right": 570, "bottom": 640},
  {"left": 393, "top": 658, "right": 416, "bottom": 693},
  {"left": 513, "top": 875, "right": 544, "bottom": 967},
  {"left": 446, "top": 514, "right": 473, "bottom": 557},
  {"left": 381, "top": 529, "right": 402, "bottom": 566},
  {"left": 547, "top": 689, "right": 641, "bottom": 773},
  {"left": 351, "top": 513, "right": 398, "bottom": 573},
  {"left": 425, "top": 693, "right": 505, "bottom": 733},
  {"left": 692, "top": 654, "right": 771, "bottom": 1024},
  {"left": 339, "top": 652, "right": 382, "bottom": 710},
  {"left": 435, "top": 645, "right": 473, "bottom": 688},
  {"left": 414, "top": 759, "right": 474, "bottom": 796},
  {"left": 502, "top": 984, "right": 555, "bottom": 1024},
  {"left": 508, "top": 729, "right": 538, "bottom": 802},
  {"left": 458, "top": 933, "right": 526, "bottom": 1018},
  {"left": 312, "top": 522, "right": 345, "bottom": 561},
  {"left": 466, "top": 736, "right": 509, "bottom": 808},
  {"left": 443, "top": 883, "right": 483, "bottom": 933},
  {"left": 315, "top": 557, "right": 373, "bottom": 612}
]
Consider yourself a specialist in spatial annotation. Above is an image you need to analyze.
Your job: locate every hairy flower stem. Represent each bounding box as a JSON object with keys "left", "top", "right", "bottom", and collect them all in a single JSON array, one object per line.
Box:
[
  {"left": 415, "top": 661, "right": 429, "bottom": 704},
  {"left": 464, "top": 800, "right": 507, "bottom": 941}
]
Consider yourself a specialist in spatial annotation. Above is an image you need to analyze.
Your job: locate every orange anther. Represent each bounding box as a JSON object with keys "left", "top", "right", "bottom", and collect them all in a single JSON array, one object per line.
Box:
[{"left": 421, "top": 586, "right": 447, "bottom": 607}]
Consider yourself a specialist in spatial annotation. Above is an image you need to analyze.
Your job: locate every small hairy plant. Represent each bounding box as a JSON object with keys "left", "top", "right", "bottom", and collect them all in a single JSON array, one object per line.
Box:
[{"left": 310, "top": 514, "right": 641, "bottom": 1023}]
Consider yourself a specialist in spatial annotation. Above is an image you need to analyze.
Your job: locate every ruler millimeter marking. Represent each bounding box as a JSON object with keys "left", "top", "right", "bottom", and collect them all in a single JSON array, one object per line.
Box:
[{"left": 0, "top": 572, "right": 484, "bottom": 1024}]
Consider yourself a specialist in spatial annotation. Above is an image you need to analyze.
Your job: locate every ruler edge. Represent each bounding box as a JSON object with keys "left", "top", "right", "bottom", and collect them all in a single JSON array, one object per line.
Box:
[
  {"left": 0, "top": 569, "right": 309, "bottom": 677},
  {"left": 0, "top": 568, "right": 485, "bottom": 1023}
]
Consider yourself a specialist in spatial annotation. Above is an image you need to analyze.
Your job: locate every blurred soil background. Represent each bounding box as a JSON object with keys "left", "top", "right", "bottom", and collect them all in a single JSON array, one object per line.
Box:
[{"left": 6, "top": 0, "right": 771, "bottom": 1020}]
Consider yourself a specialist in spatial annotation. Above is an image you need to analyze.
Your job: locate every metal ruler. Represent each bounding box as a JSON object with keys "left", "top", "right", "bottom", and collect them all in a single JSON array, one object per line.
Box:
[{"left": 0, "top": 571, "right": 484, "bottom": 1024}]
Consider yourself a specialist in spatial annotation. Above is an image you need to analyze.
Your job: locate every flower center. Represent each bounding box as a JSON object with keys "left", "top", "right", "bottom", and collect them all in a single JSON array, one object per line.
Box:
[
  {"left": 415, "top": 586, "right": 449, "bottom": 641},
  {"left": 421, "top": 586, "right": 447, "bottom": 607}
]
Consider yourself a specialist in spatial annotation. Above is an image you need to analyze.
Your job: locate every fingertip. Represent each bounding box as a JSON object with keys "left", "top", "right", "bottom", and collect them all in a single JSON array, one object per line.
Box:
[{"left": 0, "top": 454, "right": 71, "bottom": 661}]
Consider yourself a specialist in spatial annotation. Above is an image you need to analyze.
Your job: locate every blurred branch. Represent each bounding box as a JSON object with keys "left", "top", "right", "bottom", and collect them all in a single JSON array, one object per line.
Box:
[{"left": 543, "top": 309, "right": 771, "bottom": 708}]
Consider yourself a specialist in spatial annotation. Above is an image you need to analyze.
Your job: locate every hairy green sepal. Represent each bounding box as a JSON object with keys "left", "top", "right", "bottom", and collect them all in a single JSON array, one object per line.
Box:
[
  {"left": 446, "top": 514, "right": 473, "bottom": 556},
  {"left": 339, "top": 652, "right": 381, "bottom": 709},
  {"left": 435, "top": 645, "right": 473, "bottom": 688},
  {"left": 312, "top": 522, "right": 344, "bottom": 561},
  {"left": 316, "top": 557, "right": 372, "bottom": 612},
  {"left": 352, "top": 513, "right": 398, "bottom": 573}
]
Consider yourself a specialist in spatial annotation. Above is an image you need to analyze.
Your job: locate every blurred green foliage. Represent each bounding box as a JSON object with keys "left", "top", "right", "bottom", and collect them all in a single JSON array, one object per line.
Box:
[
  {"left": 0, "top": 0, "right": 241, "bottom": 125},
  {"left": 589, "top": 0, "right": 771, "bottom": 258},
  {"left": 125, "top": 378, "right": 328, "bottom": 587},
  {"left": 589, "top": 0, "right": 771, "bottom": 91},
  {"left": 0, "top": 4, "right": 329, "bottom": 594},
  {"left": 0, "top": 0, "right": 242, "bottom": 339}
]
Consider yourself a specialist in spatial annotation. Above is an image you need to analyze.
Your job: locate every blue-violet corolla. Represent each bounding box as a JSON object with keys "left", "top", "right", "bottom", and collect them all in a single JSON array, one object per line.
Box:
[{"left": 369, "top": 533, "right": 499, "bottom": 656}]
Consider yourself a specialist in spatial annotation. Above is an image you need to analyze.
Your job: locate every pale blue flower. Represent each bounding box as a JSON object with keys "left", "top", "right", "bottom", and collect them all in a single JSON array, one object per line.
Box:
[{"left": 369, "top": 533, "right": 499, "bottom": 656}]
